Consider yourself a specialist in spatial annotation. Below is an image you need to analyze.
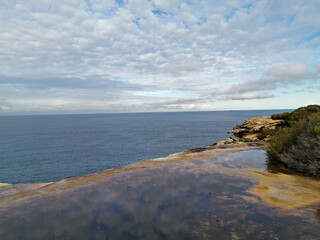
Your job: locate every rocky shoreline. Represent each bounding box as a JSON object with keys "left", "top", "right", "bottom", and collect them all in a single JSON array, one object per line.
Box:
[
  {"left": 177, "top": 115, "right": 280, "bottom": 155},
  {"left": 213, "top": 116, "right": 285, "bottom": 146}
]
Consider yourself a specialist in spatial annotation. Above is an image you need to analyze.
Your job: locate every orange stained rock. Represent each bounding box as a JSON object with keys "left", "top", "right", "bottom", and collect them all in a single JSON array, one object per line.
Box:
[{"left": 244, "top": 170, "right": 320, "bottom": 210}]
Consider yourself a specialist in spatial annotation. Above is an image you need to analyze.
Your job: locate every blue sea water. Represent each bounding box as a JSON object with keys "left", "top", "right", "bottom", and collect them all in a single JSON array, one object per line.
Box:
[{"left": 0, "top": 110, "right": 287, "bottom": 184}]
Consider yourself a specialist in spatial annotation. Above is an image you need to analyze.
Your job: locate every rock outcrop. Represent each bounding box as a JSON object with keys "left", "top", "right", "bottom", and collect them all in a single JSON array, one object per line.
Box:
[{"left": 213, "top": 116, "right": 285, "bottom": 145}]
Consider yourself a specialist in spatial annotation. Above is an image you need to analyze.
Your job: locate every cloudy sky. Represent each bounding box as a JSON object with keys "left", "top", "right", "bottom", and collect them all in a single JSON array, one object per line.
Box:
[{"left": 0, "top": 0, "right": 319, "bottom": 114}]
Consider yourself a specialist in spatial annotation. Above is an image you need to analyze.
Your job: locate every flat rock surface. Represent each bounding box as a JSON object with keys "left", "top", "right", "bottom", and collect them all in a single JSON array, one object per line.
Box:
[{"left": 0, "top": 146, "right": 320, "bottom": 240}]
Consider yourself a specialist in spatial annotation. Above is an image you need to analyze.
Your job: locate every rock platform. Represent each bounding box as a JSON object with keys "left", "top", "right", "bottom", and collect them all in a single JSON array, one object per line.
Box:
[{"left": 214, "top": 116, "right": 285, "bottom": 145}]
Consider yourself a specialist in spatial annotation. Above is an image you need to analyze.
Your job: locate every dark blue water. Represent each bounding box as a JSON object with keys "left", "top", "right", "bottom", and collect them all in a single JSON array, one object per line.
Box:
[{"left": 0, "top": 110, "right": 287, "bottom": 184}]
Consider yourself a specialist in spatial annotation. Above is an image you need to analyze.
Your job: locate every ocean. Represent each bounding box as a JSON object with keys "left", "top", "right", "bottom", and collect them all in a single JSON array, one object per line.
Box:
[{"left": 0, "top": 110, "right": 287, "bottom": 184}]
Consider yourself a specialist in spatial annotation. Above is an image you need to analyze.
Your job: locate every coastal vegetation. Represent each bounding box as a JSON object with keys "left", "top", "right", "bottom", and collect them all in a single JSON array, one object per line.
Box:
[
  {"left": 266, "top": 105, "right": 320, "bottom": 178},
  {"left": 271, "top": 104, "right": 320, "bottom": 126}
]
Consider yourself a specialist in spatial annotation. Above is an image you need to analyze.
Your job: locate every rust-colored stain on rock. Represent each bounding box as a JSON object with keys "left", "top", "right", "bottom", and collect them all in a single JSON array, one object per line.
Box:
[{"left": 244, "top": 170, "right": 320, "bottom": 210}]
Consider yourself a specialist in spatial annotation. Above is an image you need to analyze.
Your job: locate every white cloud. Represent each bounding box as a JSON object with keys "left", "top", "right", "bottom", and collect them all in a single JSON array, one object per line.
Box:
[
  {"left": 153, "top": 0, "right": 182, "bottom": 12},
  {"left": 228, "top": 93, "right": 275, "bottom": 100},
  {"left": 0, "top": 105, "right": 10, "bottom": 111},
  {"left": 90, "top": 0, "right": 115, "bottom": 11},
  {"left": 0, "top": 0, "right": 320, "bottom": 113},
  {"left": 215, "top": 63, "right": 320, "bottom": 95}
]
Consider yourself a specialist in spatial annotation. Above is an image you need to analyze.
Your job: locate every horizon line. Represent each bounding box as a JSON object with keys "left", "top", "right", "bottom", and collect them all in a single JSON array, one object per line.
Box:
[{"left": 0, "top": 108, "right": 294, "bottom": 117}]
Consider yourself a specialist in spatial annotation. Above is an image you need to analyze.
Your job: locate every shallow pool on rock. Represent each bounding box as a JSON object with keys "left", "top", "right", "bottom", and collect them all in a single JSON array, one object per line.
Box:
[{"left": 0, "top": 147, "right": 319, "bottom": 240}]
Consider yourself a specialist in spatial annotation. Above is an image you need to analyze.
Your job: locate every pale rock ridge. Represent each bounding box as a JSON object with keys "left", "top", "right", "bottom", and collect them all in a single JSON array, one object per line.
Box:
[{"left": 214, "top": 116, "right": 285, "bottom": 145}]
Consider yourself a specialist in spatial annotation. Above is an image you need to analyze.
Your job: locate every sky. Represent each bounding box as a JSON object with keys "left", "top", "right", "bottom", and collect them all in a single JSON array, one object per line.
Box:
[{"left": 0, "top": 0, "right": 319, "bottom": 114}]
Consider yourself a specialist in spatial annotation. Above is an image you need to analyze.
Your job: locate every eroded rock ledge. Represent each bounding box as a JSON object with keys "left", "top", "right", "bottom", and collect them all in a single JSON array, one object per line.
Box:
[{"left": 214, "top": 116, "right": 285, "bottom": 145}]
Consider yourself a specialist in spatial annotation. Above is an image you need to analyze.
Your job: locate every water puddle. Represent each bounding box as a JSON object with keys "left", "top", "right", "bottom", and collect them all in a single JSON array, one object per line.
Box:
[{"left": 0, "top": 147, "right": 319, "bottom": 239}]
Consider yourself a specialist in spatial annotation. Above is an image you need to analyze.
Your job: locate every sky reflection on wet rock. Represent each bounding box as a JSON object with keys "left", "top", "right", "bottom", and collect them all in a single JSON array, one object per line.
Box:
[{"left": 0, "top": 148, "right": 320, "bottom": 239}]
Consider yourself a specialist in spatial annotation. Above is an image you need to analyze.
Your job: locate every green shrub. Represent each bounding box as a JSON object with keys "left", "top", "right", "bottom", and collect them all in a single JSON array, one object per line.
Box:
[
  {"left": 267, "top": 113, "right": 320, "bottom": 178},
  {"left": 271, "top": 105, "right": 320, "bottom": 126},
  {"left": 257, "top": 129, "right": 278, "bottom": 140},
  {"left": 271, "top": 112, "right": 291, "bottom": 121}
]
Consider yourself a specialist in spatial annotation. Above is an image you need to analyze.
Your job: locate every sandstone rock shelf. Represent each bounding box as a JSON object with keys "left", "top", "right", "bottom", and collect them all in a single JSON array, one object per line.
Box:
[{"left": 214, "top": 116, "right": 285, "bottom": 145}]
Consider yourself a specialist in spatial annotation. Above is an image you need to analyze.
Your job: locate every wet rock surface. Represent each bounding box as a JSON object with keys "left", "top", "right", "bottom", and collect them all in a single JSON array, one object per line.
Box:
[{"left": 0, "top": 147, "right": 320, "bottom": 240}]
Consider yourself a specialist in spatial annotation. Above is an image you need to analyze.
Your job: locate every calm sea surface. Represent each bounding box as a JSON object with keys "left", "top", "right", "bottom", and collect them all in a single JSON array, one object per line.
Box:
[{"left": 0, "top": 110, "right": 287, "bottom": 184}]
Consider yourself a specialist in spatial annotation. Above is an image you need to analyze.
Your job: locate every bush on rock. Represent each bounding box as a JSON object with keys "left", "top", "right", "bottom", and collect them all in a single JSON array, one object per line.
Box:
[{"left": 267, "top": 113, "right": 320, "bottom": 178}]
